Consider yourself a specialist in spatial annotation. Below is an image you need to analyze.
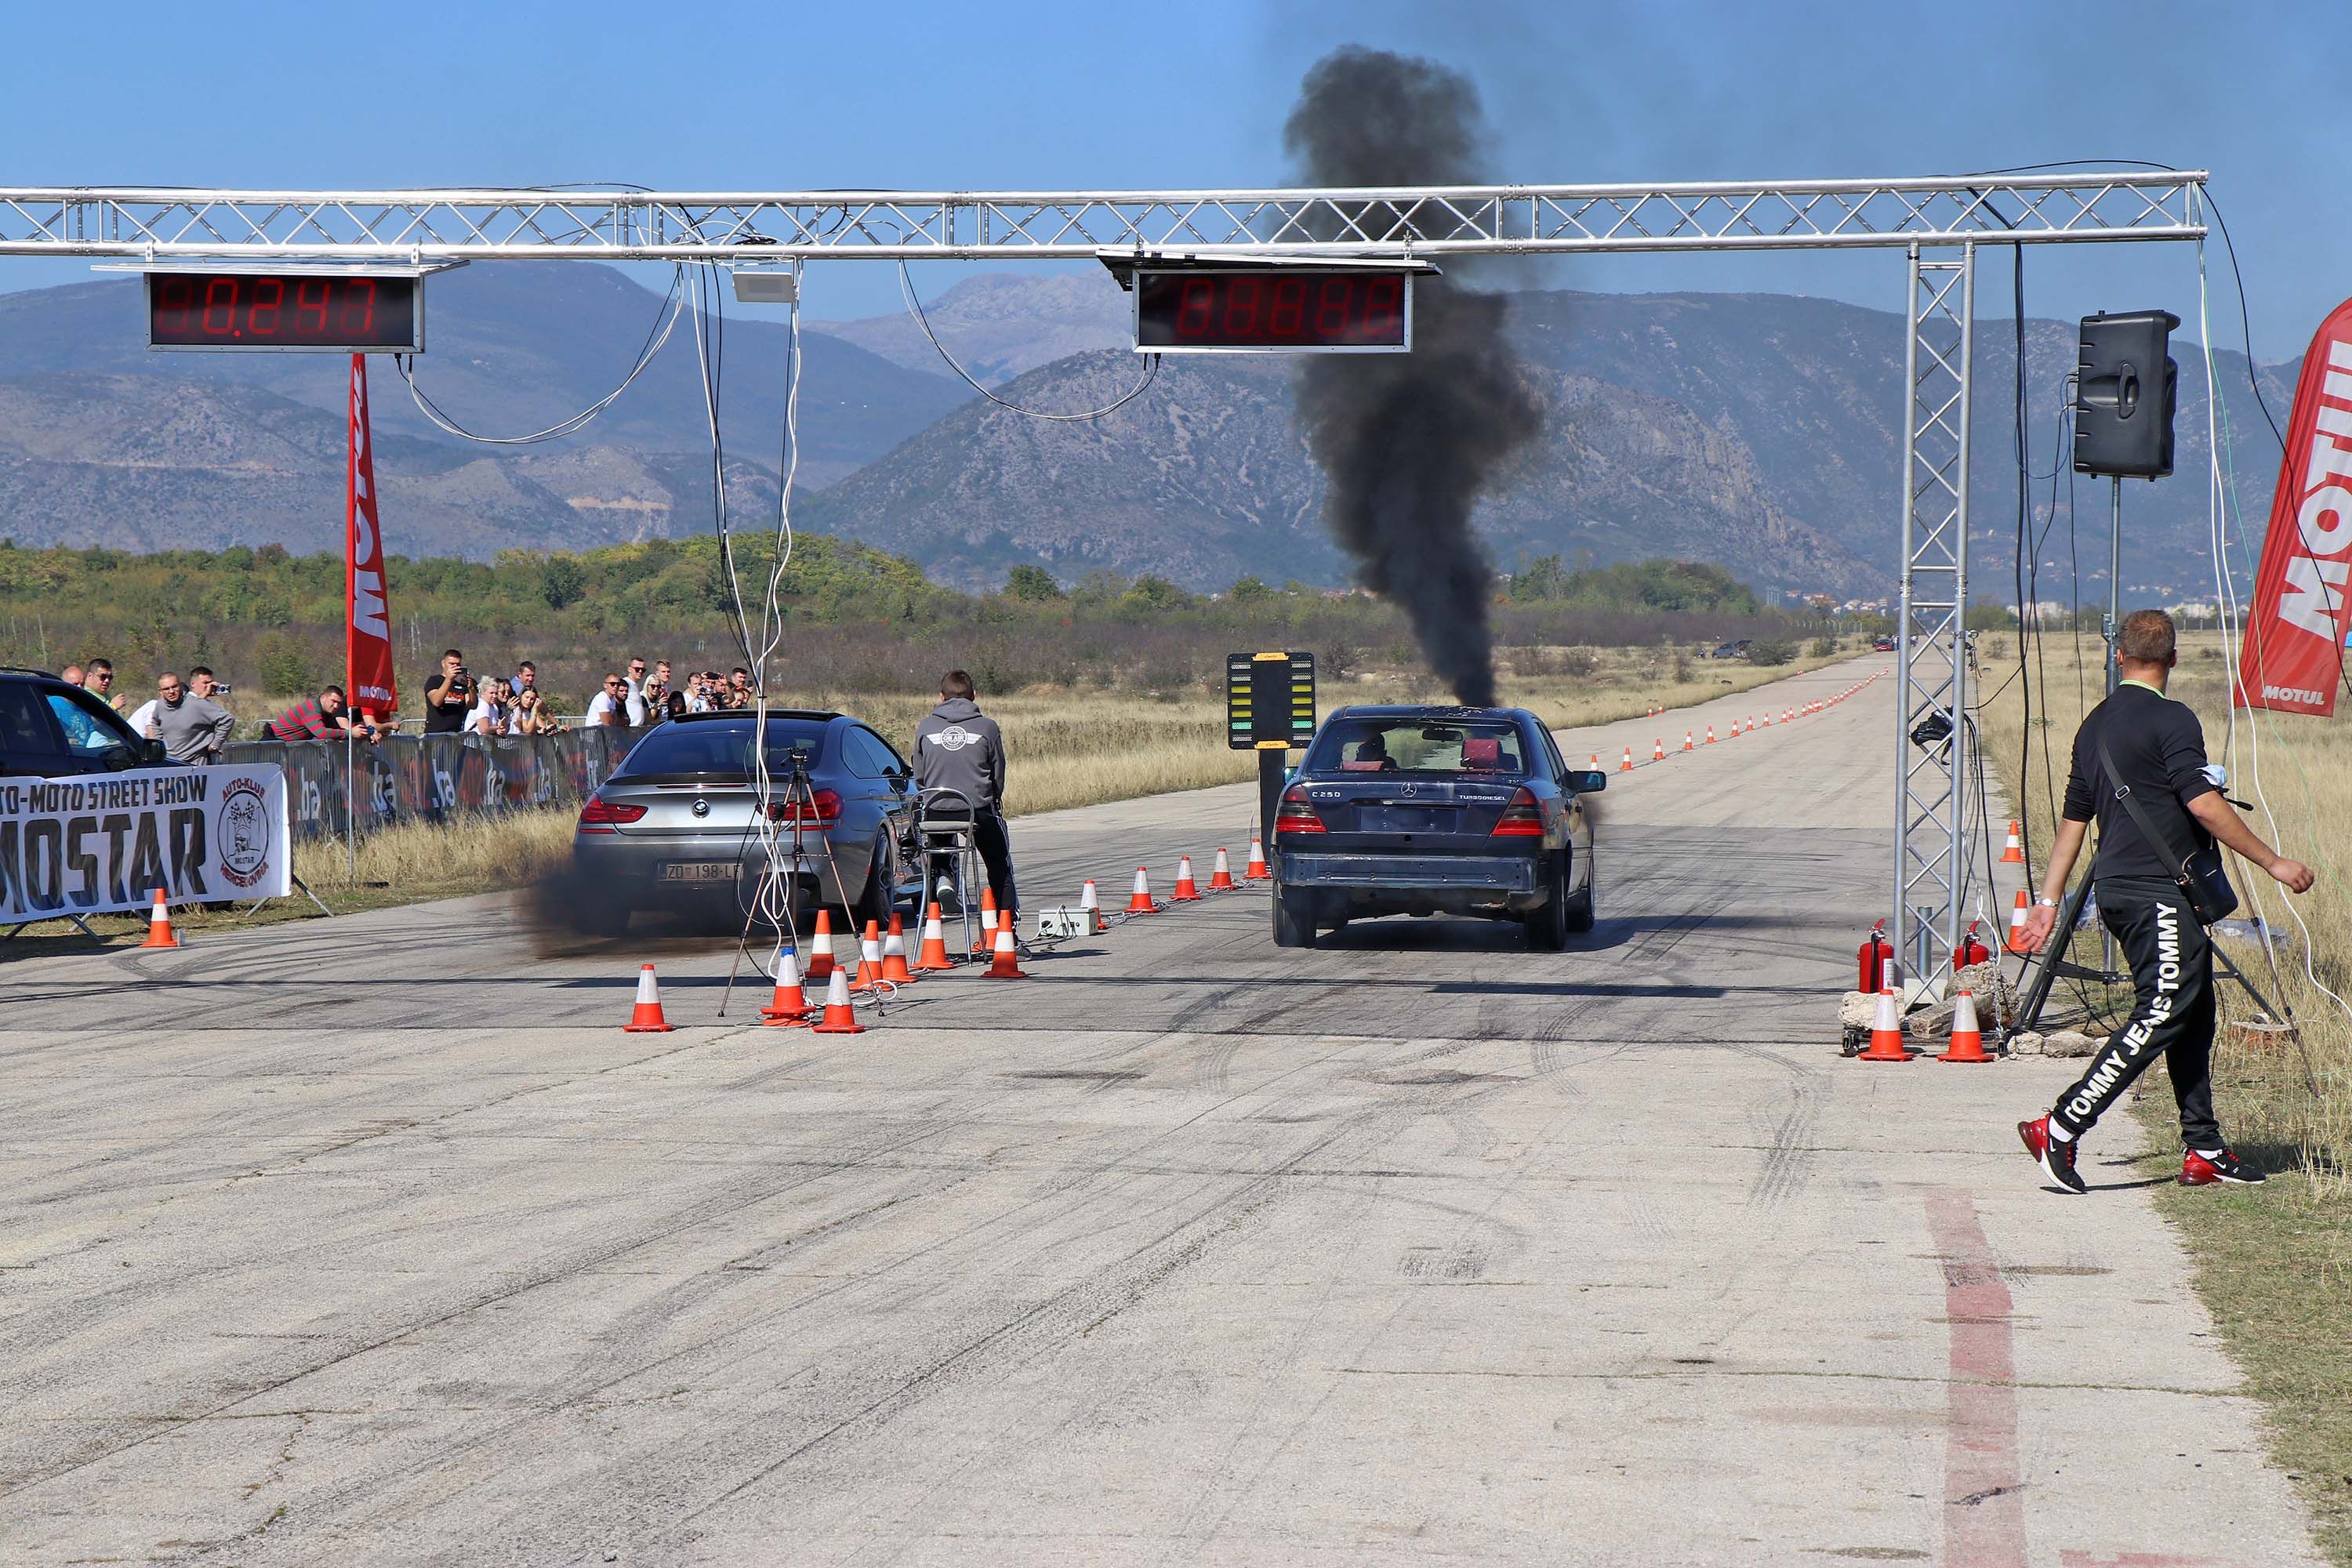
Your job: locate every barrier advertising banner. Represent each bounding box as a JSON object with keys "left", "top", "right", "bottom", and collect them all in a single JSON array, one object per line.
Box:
[
  {"left": 347, "top": 355, "right": 399, "bottom": 720},
  {"left": 0, "top": 764, "right": 291, "bottom": 922},
  {"left": 224, "top": 725, "right": 642, "bottom": 844},
  {"left": 2236, "top": 297, "right": 2352, "bottom": 717}
]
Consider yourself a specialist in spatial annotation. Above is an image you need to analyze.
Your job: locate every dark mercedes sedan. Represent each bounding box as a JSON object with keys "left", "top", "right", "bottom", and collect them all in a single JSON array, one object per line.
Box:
[
  {"left": 1271, "top": 705, "right": 1603, "bottom": 949},
  {"left": 569, "top": 710, "right": 927, "bottom": 935}
]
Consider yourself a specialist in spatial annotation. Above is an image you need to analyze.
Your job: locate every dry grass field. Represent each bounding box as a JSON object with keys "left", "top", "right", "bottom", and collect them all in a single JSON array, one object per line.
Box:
[
  {"left": 1976, "top": 629, "right": 2352, "bottom": 1563},
  {"left": 781, "top": 640, "right": 1857, "bottom": 819}
]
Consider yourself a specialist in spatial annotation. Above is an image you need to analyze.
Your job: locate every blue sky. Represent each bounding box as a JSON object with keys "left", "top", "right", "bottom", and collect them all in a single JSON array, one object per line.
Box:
[{"left": 2, "top": 0, "right": 2340, "bottom": 357}]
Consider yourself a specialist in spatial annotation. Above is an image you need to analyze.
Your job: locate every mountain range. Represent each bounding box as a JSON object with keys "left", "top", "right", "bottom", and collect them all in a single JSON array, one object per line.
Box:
[{"left": 0, "top": 263, "right": 2299, "bottom": 604}]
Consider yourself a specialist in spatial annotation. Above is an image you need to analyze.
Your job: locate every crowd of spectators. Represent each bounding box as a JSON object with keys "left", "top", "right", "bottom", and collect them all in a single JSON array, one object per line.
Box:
[{"left": 53, "top": 647, "right": 764, "bottom": 755}]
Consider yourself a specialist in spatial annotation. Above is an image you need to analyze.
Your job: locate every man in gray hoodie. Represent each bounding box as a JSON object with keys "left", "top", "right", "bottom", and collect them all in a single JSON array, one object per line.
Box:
[
  {"left": 912, "top": 670, "right": 1014, "bottom": 916},
  {"left": 144, "top": 672, "right": 236, "bottom": 766}
]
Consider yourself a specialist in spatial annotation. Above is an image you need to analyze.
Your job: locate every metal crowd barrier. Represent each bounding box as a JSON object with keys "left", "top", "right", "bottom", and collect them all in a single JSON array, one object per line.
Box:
[{"left": 223, "top": 726, "right": 647, "bottom": 842}]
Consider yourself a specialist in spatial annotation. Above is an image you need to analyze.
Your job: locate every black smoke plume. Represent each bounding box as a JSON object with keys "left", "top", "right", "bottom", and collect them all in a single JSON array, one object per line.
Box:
[{"left": 1284, "top": 47, "right": 1542, "bottom": 707}]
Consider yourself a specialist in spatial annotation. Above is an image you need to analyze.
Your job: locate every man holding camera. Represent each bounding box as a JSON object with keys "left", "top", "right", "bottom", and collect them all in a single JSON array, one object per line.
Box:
[
  {"left": 423, "top": 649, "right": 473, "bottom": 735},
  {"left": 2014, "top": 610, "right": 2314, "bottom": 1194}
]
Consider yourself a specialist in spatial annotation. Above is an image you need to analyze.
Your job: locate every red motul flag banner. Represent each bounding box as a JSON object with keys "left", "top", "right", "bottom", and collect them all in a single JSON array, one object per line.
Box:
[
  {"left": 346, "top": 355, "right": 398, "bottom": 721},
  {"left": 2237, "top": 298, "right": 2352, "bottom": 716}
]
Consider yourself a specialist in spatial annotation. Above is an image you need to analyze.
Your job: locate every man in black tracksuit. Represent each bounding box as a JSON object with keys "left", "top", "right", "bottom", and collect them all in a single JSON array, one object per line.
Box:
[
  {"left": 912, "top": 670, "right": 1016, "bottom": 917},
  {"left": 2015, "top": 610, "right": 2313, "bottom": 1193}
]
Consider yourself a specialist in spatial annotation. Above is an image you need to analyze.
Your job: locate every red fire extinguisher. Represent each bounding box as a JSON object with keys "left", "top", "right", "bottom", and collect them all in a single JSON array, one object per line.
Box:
[
  {"left": 1858, "top": 921, "right": 1893, "bottom": 993},
  {"left": 1954, "top": 920, "right": 1991, "bottom": 970}
]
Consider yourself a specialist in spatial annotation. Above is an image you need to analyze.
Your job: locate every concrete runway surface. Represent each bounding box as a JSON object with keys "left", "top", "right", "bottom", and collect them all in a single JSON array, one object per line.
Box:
[{"left": 0, "top": 657, "right": 2324, "bottom": 1566}]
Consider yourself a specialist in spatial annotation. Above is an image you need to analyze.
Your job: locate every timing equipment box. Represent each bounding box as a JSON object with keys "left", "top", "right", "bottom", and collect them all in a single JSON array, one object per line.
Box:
[{"left": 1034, "top": 907, "right": 1094, "bottom": 940}]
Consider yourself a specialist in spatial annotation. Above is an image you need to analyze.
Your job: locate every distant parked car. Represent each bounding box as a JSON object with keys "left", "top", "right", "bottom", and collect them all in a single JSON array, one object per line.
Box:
[
  {"left": 1711, "top": 639, "right": 1753, "bottom": 659},
  {"left": 1873, "top": 636, "right": 1897, "bottom": 652}
]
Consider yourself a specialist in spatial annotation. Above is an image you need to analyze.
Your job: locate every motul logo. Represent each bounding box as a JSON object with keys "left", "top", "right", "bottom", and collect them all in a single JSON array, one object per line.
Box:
[
  {"left": 2240, "top": 301, "right": 2352, "bottom": 717},
  {"left": 2278, "top": 337, "right": 2352, "bottom": 640}
]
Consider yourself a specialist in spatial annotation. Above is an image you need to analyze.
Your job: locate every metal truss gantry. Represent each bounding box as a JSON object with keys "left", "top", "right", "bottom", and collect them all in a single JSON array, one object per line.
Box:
[
  {"left": 0, "top": 174, "right": 2203, "bottom": 260},
  {"left": 1896, "top": 245, "right": 1976, "bottom": 978},
  {"left": 0, "top": 174, "right": 2209, "bottom": 964}
]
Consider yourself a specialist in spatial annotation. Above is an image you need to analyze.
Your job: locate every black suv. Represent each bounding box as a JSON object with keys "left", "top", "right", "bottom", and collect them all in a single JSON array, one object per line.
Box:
[{"left": 0, "top": 669, "right": 169, "bottom": 777}]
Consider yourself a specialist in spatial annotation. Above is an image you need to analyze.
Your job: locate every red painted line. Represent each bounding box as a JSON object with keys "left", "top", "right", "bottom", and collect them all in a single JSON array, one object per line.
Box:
[{"left": 1926, "top": 1189, "right": 2030, "bottom": 1568}]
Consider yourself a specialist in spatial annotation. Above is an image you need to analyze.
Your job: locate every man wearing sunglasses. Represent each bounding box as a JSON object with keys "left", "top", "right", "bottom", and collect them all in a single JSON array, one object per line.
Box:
[
  {"left": 85, "top": 658, "right": 124, "bottom": 711},
  {"left": 586, "top": 673, "right": 631, "bottom": 727}
]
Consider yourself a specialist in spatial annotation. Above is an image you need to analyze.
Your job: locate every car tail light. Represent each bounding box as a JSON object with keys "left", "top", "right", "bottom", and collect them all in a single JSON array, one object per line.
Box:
[
  {"left": 771, "top": 788, "right": 841, "bottom": 826},
  {"left": 1273, "top": 785, "right": 1324, "bottom": 835},
  {"left": 1490, "top": 786, "right": 1545, "bottom": 837},
  {"left": 575, "top": 796, "right": 647, "bottom": 833}
]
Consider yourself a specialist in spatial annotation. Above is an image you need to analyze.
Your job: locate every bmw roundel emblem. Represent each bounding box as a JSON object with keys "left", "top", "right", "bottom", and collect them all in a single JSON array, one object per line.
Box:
[{"left": 691, "top": 798, "right": 710, "bottom": 818}]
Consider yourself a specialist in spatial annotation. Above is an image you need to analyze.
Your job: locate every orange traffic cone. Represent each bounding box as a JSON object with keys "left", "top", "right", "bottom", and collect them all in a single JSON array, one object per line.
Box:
[
  {"left": 1588, "top": 753, "right": 1600, "bottom": 771},
  {"left": 1705, "top": 724, "right": 1717, "bottom": 744},
  {"left": 1079, "top": 879, "right": 1105, "bottom": 932},
  {"left": 804, "top": 909, "right": 837, "bottom": 983},
  {"left": 2000, "top": 821, "right": 2025, "bottom": 863},
  {"left": 1621, "top": 747, "right": 1634, "bottom": 772},
  {"left": 1939, "top": 990, "right": 1993, "bottom": 1062},
  {"left": 1684, "top": 730, "right": 1694, "bottom": 752},
  {"left": 1761, "top": 711, "right": 1770, "bottom": 728},
  {"left": 970, "top": 887, "right": 1000, "bottom": 956},
  {"left": 1172, "top": 856, "right": 1203, "bottom": 901},
  {"left": 1653, "top": 738, "right": 1665, "bottom": 761},
  {"left": 912, "top": 902, "right": 956, "bottom": 971},
  {"left": 1243, "top": 835, "right": 1271, "bottom": 880},
  {"left": 880, "top": 914, "right": 918, "bottom": 984},
  {"left": 761, "top": 947, "right": 813, "bottom": 1025},
  {"left": 2004, "top": 889, "right": 2034, "bottom": 954},
  {"left": 982, "top": 921, "right": 1029, "bottom": 979},
  {"left": 848, "top": 920, "right": 887, "bottom": 992},
  {"left": 808, "top": 968, "right": 866, "bottom": 1034},
  {"left": 1127, "top": 867, "right": 1156, "bottom": 914},
  {"left": 622, "top": 964, "right": 677, "bottom": 1033},
  {"left": 1208, "top": 848, "right": 1236, "bottom": 891},
  {"left": 139, "top": 887, "right": 179, "bottom": 949},
  {"left": 1857, "top": 989, "right": 1913, "bottom": 1061},
  {"left": 1784, "top": 707, "right": 1795, "bottom": 723}
]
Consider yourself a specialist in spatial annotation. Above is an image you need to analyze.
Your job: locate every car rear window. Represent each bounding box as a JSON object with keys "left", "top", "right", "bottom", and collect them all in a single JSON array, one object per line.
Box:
[
  {"left": 612, "top": 720, "right": 829, "bottom": 779},
  {"left": 1308, "top": 717, "right": 1533, "bottom": 777}
]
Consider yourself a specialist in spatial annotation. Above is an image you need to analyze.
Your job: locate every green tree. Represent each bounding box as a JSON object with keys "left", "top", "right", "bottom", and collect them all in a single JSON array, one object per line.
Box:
[
  {"left": 1227, "top": 575, "right": 1273, "bottom": 604},
  {"left": 254, "top": 631, "right": 318, "bottom": 696},
  {"left": 1004, "top": 564, "right": 1065, "bottom": 602},
  {"left": 539, "top": 555, "right": 587, "bottom": 611}
]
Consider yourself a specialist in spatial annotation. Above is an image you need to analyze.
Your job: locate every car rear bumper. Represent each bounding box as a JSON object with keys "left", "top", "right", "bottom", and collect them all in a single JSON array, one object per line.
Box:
[
  {"left": 572, "top": 834, "right": 834, "bottom": 910},
  {"left": 1279, "top": 850, "right": 1544, "bottom": 913}
]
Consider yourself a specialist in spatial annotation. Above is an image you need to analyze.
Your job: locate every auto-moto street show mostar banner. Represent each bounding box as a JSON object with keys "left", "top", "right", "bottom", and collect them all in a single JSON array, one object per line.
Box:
[
  {"left": 0, "top": 764, "right": 290, "bottom": 921},
  {"left": 2237, "top": 296, "right": 2352, "bottom": 717}
]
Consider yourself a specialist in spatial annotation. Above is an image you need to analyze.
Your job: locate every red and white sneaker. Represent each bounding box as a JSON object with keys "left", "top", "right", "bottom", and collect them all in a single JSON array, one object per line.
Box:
[
  {"left": 2017, "top": 1115, "right": 2085, "bottom": 1195},
  {"left": 2181, "top": 1148, "right": 2266, "bottom": 1186}
]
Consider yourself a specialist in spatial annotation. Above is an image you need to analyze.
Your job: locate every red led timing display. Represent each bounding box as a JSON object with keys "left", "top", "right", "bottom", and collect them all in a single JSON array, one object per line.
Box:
[
  {"left": 146, "top": 272, "right": 420, "bottom": 351},
  {"left": 1134, "top": 269, "right": 1411, "bottom": 351}
]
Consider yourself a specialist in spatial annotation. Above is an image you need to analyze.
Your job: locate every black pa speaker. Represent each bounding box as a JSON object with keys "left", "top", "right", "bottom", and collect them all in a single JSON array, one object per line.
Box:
[{"left": 2074, "top": 309, "right": 2180, "bottom": 480}]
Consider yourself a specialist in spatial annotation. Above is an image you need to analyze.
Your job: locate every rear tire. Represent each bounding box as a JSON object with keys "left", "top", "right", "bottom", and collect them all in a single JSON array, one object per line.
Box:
[
  {"left": 1563, "top": 848, "right": 1596, "bottom": 934},
  {"left": 1525, "top": 854, "right": 1570, "bottom": 951},
  {"left": 1272, "top": 885, "right": 1318, "bottom": 949}
]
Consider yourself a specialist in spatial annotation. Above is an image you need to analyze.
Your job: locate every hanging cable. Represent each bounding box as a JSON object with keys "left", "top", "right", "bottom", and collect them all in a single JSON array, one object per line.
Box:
[
  {"left": 2194, "top": 242, "right": 2352, "bottom": 1027},
  {"left": 394, "top": 265, "right": 688, "bottom": 445},
  {"left": 895, "top": 260, "right": 1160, "bottom": 421}
]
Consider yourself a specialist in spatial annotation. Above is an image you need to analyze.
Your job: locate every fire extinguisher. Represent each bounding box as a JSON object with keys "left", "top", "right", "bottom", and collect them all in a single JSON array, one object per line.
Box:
[
  {"left": 1954, "top": 920, "right": 1991, "bottom": 971},
  {"left": 1858, "top": 921, "right": 1892, "bottom": 993}
]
